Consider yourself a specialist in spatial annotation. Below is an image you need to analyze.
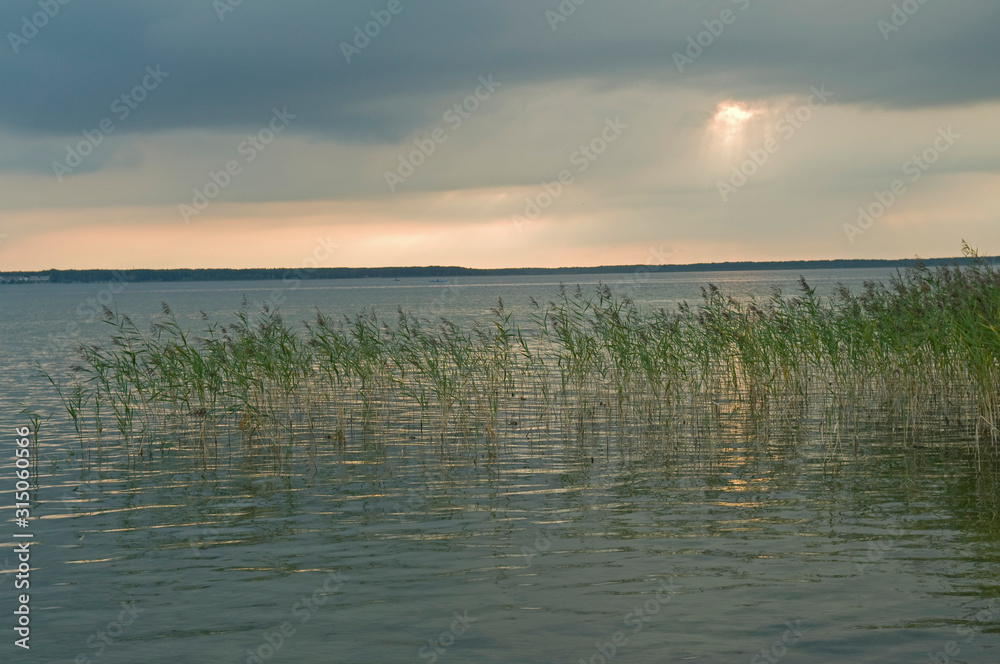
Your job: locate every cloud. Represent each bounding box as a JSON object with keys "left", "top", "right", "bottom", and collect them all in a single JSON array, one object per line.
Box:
[
  {"left": 0, "top": 0, "right": 997, "bottom": 269},
  {"left": 2, "top": 1, "right": 998, "bottom": 142}
]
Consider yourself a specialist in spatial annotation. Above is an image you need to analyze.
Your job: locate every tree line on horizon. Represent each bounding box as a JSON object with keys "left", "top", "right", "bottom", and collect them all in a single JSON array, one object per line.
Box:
[{"left": 2, "top": 256, "right": 998, "bottom": 284}]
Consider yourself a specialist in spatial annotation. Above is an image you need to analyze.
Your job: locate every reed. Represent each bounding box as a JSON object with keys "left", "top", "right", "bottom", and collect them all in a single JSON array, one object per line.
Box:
[{"left": 40, "top": 245, "right": 1000, "bottom": 464}]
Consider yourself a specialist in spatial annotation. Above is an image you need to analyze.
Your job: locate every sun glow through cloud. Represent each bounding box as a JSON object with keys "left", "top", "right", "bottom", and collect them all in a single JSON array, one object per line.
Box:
[{"left": 713, "top": 102, "right": 756, "bottom": 143}]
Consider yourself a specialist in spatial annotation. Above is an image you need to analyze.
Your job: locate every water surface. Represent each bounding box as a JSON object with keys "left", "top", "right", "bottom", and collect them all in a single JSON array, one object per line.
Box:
[{"left": 2, "top": 269, "right": 998, "bottom": 663}]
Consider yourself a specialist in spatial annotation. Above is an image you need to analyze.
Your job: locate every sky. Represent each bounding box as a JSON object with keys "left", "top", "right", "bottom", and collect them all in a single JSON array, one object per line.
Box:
[{"left": 0, "top": 0, "right": 997, "bottom": 271}]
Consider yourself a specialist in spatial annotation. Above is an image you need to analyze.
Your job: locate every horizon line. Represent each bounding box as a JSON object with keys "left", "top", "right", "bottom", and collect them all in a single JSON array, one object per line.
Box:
[{"left": 3, "top": 253, "right": 999, "bottom": 280}]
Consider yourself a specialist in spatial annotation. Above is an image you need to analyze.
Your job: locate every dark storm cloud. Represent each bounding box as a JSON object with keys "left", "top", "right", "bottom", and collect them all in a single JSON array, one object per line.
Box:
[{"left": 0, "top": 0, "right": 996, "bottom": 147}]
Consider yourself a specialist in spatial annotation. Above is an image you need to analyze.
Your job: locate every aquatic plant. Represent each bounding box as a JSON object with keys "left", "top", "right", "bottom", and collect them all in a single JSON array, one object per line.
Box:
[{"left": 40, "top": 244, "right": 1000, "bottom": 464}]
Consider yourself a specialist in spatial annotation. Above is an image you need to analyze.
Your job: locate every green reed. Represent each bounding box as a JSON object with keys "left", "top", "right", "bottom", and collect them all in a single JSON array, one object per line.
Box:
[{"left": 40, "top": 244, "right": 1000, "bottom": 464}]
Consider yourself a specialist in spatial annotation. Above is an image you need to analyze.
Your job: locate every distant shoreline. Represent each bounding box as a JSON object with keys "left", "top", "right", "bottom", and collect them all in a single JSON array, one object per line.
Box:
[{"left": 2, "top": 255, "right": 998, "bottom": 284}]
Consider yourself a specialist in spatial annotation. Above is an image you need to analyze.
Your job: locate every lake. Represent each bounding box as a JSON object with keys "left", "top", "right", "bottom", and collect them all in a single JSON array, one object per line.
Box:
[{"left": 2, "top": 268, "right": 998, "bottom": 663}]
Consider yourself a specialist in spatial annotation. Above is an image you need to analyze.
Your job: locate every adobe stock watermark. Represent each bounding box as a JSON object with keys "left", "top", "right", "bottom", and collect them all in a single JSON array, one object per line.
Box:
[
  {"left": 7, "top": 0, "right": 72, "bottom": 54},
  {"left": 179, "top": 106, "right": 296, "bottom": 223},
  {"left": 249, "top": 235, "right": 339, "bottom": 312},
  {"left": 511, "top": 117, "right": 628, "bottom": 233},
  {"left": 54, "top": 484, "right": 99, "bottom": 517},
  {"left": 385, "top": 75, "right": 502, "bottom": 192},
  {"left": 717, "top": 85, "right": 833, "bottom": 202},
  {"left": 878, "top": 0, "right": 932, "bottom": 42},
  {"left": 243, "top": 572, "right": 347, "bottom": 664},
  {"left": 392, "top": 477, "right": 438, "bottom": 515},
  {"left": 673, "top": 0, "right": 753, "bottom": 73},
  {"left": 340, "top": 0, "right": 413, "bottom": 63},
  {"left": 577, "top": 579, "right": 681, "bottom": 664},
  {"left": 74, "top": 602, "right": 144, "bottom": 663},
  {"left": 518, "top": 524, "right": 567, "bottom": 566},
  {"left": 213, "top": 0, "right": 246, "bottom": 22},
  {"left": 416, "top": 277, "right": 468, "bottom": 322},
  {"left": 843, "top": 127, "right": 959, "bottom": 244},
  {"left": 926, "top": 598, "right": 999, "bottom": 664},
  {"left": 749, "top": 621, "right": 807, "bottom": 664},
  {"left": 851, "top": 512, "right": 907, "bottom": 575},
  {"left": 545, "top": 0, "right": 591, "bottom": 32},
  {"left": 417, "top": 610, "right": 477, "bottom": 663},
  {"left": 52, "top": 66, "right": 170, "bottom": 182},
  {"left": 613, "top": 244, "right": 676, "bottom": 303},
  {"left": 187, "top": 524, "right": 224, "bottom": 557},
  {"left": 20, "top": 272, "right": 127, "bottom": 384}
]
